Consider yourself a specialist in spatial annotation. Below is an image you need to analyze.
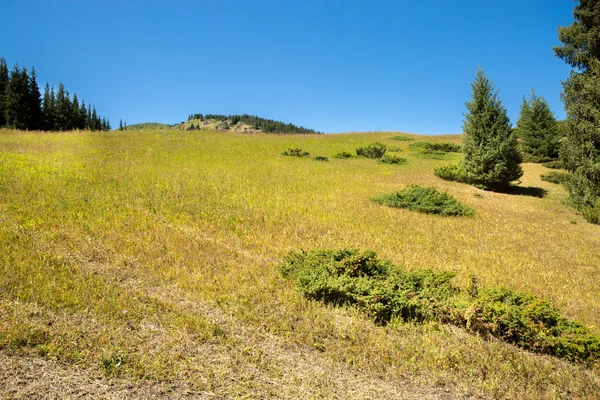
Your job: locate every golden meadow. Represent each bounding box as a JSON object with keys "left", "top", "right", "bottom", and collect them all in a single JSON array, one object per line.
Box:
[{"left": 1, "top": 128, "right": 598, "bottom": 398}]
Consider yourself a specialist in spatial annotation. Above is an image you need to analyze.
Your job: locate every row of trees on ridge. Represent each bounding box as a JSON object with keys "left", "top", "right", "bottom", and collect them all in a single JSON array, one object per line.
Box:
[
  {"left": 187, "top": 113, "right": 320, "bottom": 134},
  {"left": 0, "top": 57, "right": 110, "bottom": 131}
]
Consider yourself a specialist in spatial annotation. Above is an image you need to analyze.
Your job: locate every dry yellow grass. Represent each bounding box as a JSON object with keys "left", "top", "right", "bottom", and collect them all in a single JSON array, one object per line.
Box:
[{"left": 0, "top": 128, "right": 598, "bottom": 399}]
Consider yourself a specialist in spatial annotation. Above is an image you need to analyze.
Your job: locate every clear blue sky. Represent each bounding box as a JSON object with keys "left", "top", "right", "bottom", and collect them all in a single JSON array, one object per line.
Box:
[{"left": 0, "top": 0, "right": 575, "bottom": 134}]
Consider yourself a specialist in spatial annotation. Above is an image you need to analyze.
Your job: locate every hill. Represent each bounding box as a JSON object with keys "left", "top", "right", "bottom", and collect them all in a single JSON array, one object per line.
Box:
[
  {"left": 0, "top": 128, "right": 598, "bottom": 399},
  {"left": 124, "top": 122, "right": 172, "bottom": 130},
  {"left": 177, "top": 113, "right": 322, "bottom": 134}
]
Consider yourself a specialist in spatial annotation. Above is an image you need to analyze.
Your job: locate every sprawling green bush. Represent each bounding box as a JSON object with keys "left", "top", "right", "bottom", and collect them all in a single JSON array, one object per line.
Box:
[
  {"left": 371, "top": 185, "right": 473, "bottom": 216},
  {"left": 434, "top": 164, "right": 468, "bottom": 183},
  {"left": 541, "top": 171, "right": 571, "bottom": 184},
  {"left": 313, "top": 156, "right": 329, "bottom": 162},
  {"left": 409, "top": 142, "right": 462, "bottom": 153},
  {"left": 521, "top": 153, "right": 556, "bottom": 163},
  {"left": 380, "top": 154, "right": 407, "bottom": 165},
  {"left": 387, "top": 146, "right": 402, "bottom": 152},
  {"left": 389, "top": 135, "right": 414, "bottom": 141},
  {"left": 281, "top": 147, "right": 310, "bottom": 157},
  {"left": 333, "top": 151, "right": 353, "bottom": 159},
  {"left": 542, "top": 160, "right": 565, "bottom": 169},
  {"left": 356, "top": 142, "right": 387, "bottom": 159},
  {"left": 280, "top": 249, "right": 600, "bottom": 363}
]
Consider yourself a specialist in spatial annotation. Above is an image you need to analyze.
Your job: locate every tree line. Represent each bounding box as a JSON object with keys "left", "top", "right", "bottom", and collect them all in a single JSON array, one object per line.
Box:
[
  {"left": 187, "top": 113, "right": 321, "bottom": 134},
  {"left": 0, "top": 57, "right": 110, "bottom": 131}
]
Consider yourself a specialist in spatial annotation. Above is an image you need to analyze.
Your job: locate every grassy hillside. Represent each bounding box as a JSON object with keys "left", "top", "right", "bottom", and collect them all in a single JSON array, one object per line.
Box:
[
  {"left": 0, "top": 128, "right": 598, "bottom": 398},
  {"left": 124, "top": 122, "right": 172, "bottom": 130}
]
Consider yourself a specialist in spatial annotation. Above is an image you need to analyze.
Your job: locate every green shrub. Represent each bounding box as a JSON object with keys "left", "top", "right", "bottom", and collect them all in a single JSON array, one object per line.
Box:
[
  {"left": 389, "top": 135, "right": 414, "bottom": 141},
  {"left": 313, "top": 156, "right": 329, "bottom": 162},
  {"left": 371, "top": 185, "right": 473, "bottom": 216},
  {"left": 540, "top": 171, "right": 571, "bottom": 184},
  {"left": 409, "top": 142, "right": 462, "bottom": 153},
  {"left": 414, "top": 149, "right": 451, "bottom": 160},
  {"left": 280, "top": 249, "right": 456, "bottom": 324},
  {"left": 387, "top": 146, "right": 402, "bottom": 152},
  {"left": 333, "top": 151, "right": 353, "bottom": 159},
  {"left": 542, "top": 160, "right": 565, "bottom": 169},
  {"left": 280, "top": 249, "right": 600, "bottom": 363},
  {"left": 356, "top": 142, "right": 387, "bottom": 159},
  {"left": 380, "top": 154, "right": 407, "bottom": 165},
  {"left": 282, "top": 147, "right": 310, "bottom": 157},
  {"left": 434, "top": 164, "right": 468, "bottom": 183},
  {"left": 521, "top": 153, "right": 555, "bottom": 163}
]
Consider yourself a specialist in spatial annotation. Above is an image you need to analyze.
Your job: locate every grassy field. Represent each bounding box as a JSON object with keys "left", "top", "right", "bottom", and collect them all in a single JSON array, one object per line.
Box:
[{"left": 0, "top": 128, "right": 598, "bottom": 399}]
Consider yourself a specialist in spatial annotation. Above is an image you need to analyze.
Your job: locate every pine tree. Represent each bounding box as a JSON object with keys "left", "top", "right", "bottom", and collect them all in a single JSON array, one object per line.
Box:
[
  {"left": 119, "top": 119, "right": 123, "bottom": 130},
  {"left": 87, "top": 104, "right": 93, "bottom": 130},
  {"left": 27, "top": 67, "right": 43, "bottom": 130},
  {"left": 515, "top": 89, "right": 560, "bottom": 159},
  {"left": 4, "top": 64, "right": 32, "bottom": 130},
  {"left": 0, "top": 57, "right": 8, "bottom": 127},
  {"left": 71, "top": 93, "right": 81, "bottom": 129},
  {"left": 461, "top": 67, "right": 523, "bottom": 190},
  {"left": 42, "top": 83, "right": 56, "bottom": 131},
  {"left": 54, "top": 83, "right": 68, "bottom": 130},
  {"left": 554, "top": 0, "right": 600, "bottom": 223},
  {"left": 79, "top": 100, "right": 88, "bottom": 130}
]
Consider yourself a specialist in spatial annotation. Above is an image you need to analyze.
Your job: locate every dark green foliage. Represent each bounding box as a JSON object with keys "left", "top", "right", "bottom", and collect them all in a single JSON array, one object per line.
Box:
[
  {"left": 333, "top": 151, "right": 353, "bottom": 159},
  {"left": 461, "top": 68, "right": 523, "bottom": 190},
  {"left": 465, "top": 287, "right": 600, "bottom": 362},
  {"left": 554, "top": 1, "right": 600, "bottom": 223},
  {"left": 0, "top": 57, "right": 8, "bottom": 127},
  {"left": 313, "top": 156, "right": 329, "bottom": 162},
  {"left": 389, "top": 135, "right": 414, "bottom": 141},
  {"left": 515, "top": 90, "right": 560, "bottom": 159},
  {"left": 281, "top": 147, "right": 310, "bottom": 157},
  {"left": 434, "top": 164, "right": 468, "bottom": 183},
  {"left": 409, "top": 142, "right": 462, "bottom": 153},
  {"left": 280, "top": 249, "right": 600, "bottom": 363},
  {"left": 387, "top": 146, "right": 402, "bottom": 152},
  {"left": 541, "top": 171, "right": 572, "bottom": 185},
  {"left": 380, "top": 154, "right": 407, "bottom": 165},
  {"left": 414, "top": 149, "right": 452, "bottom": 160},
  {"left": 356, "top": 142, "right": 386, "bottom": 159},
  {"left": 372, "top": 185, "right": 473, "bottom": 216},
  {"left": 3, "top": 64, "right": 32, "bottom": 129},
  {"left": 279, "top": 249, "right": 456, "bottom": 324},
  {"left": 542, "top": 160, "right": 565, "bottom": 169},
  {"left": 187, "top": 113, "right": 321, "bottom": 134}
]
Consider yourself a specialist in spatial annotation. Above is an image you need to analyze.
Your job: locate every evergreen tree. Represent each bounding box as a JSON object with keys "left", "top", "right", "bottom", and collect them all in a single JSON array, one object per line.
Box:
[
  {"left": 0, "top": 57, "right": 8, "bottom": 127},
  {"left": 515, "top": 89, "right": 560, "bottom": 159},
  {"left": 54, "top": 83, "right": 68, "bottom": 130},
  {"left": 461, "top": 67, "right": 523, "bottom": 189},
  {"left": 554, "top": 0, "right": 600, "bottom": 223},
  {"left": 27, "top": 67, "right": 43, "bottom": 130},
  {"left": 79, "top": 99, "right": 88, "bottom": 130},
  {"left": 4, "top": 64, "right": 31, "bottom": 130},
  {"left": 119, "top": 119, "right": 123, "bottom": 131},
  {"left": 42, "top": 83, "right": 56, "bottom": 130},
  {"left": 71, "top": 93, "right": 81, "bottom": 129},
  {"left": 87, "top": 104, "right": 92, "bottom": 130}
]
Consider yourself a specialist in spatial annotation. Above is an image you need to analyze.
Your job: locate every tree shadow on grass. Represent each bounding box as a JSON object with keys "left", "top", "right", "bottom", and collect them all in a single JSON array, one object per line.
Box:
[{"left": 490, "top": 185, "right": 548, "bottom": 198}]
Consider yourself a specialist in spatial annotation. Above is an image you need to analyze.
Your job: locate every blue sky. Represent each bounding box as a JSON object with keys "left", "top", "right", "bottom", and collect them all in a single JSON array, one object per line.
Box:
[{"left": 1, "top": 1, "right": 575, "bottom": 134}]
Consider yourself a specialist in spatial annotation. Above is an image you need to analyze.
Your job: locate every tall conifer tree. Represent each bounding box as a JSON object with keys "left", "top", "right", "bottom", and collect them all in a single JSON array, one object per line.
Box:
[
  {"left": 461, "top": 67, "right": 522, "bottom": 189},
  {"left": 4, "top": 64, "right": 31, "bottom": 129},
  {"left": 515, "top": 90, "right": 560, "bottom": 159},
  {"left": 27, "top": 67, "right": 43, "bottom": 130},
  {"left": 554, "top": 0, "right": 600, "bottom": 223},
  {"left": 0, "top": 57, "right": 8, "bottom": 127}
]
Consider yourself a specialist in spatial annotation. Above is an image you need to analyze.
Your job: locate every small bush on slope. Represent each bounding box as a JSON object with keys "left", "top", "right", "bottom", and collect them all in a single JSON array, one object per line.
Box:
[
  {"left": 541, "top": 171, "right": 571, "bottom": 185},
  {"left": 282, "top": 147, "right": 310, "bottom": 157},
  {"left": 409, "top": 142, "right": 462, "bottom": 153},
  {"left": 542, "top": 160, "right": 565, "bottom": 169},
  {"left": 434, "top": 164, "right": 468, "bottom": 183},
  {"left": 380, "top": 154, "right": 407, "bottom": 165},
  {"left": 389, "top": 135, "right": 414, "bottom": 141},
  {"left": 280, "top": 249, "right": 600, "bottom": 363},
  {"left": 356, "top": 142, "right": 387, "bottom": 159},
  {"left": 313, "top": 156, "right": 329, "bottom": 162},
  {"left": 333, "top": 151, "right": 353, "bottom": 159},
  {"left": 372, "top": 185, "right": 473, "bottom": 216}
]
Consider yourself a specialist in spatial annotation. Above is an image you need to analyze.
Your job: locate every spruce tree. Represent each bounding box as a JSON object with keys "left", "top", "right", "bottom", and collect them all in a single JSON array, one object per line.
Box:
[
  {"left": 54, "top": 83, "right": 68, "bottom": 130},
  {"left": 554, "top": 0, "right": 600, "bottom": 223},
  {"left": 79, "top": 100, "right": 88, "bottom": 130},
  {"left": 515, "top": 89, "right": 560, "bottom": 159},
  {"left": 27, "top": 67, "right": 43, "bottom": 130},
  {"left": 0, "top": 57, "right": 8, "bottom": 127},
  {"left": 42, "top": 83, "right": 56, "bottom": 131},
  {"left": 461, "top": 67, "right": 523, "bottom": 189},
  {"left": 4, "top": 64, "right": 31, "bottom": 130}
]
